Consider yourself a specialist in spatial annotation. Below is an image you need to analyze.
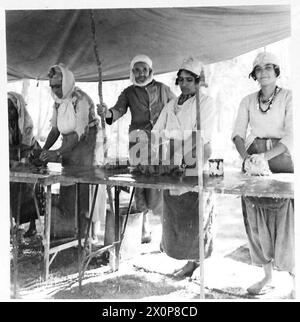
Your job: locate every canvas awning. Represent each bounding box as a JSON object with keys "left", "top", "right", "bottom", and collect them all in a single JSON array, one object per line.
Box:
[{"left": 6, "top": 5, "right": 290, "bottom": 82}]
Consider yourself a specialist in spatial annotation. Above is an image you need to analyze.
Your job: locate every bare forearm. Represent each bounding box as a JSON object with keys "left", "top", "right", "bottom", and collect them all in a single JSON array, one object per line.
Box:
[
  {"left": 233, "top": 135, "right": 248, "bottom": 160},
  {"left": 40, "top": 131, "right": 79, "bottom": 163},
  {"left": 181, "top": 133, "right": 212, "bottom": 165},
  {"left": 203, "top": 143, "right": 212, "bottom": 164},
  {"left": 43, "top": 127, "right": 60, "bottom": 150},
  {"left": 264, "top": 142, "right": 287, "bottom": 161}
]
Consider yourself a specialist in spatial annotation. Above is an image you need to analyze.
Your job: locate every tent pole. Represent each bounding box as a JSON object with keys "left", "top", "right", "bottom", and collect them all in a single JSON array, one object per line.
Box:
[
  {"left": 195, "top": 82, "right": 205, "bottom": 299},
  {"left": 90, "top": 10, "right": 115, "bottom": 216}
]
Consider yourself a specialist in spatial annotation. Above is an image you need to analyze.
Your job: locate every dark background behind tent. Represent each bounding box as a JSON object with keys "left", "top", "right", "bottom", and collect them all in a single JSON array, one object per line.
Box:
[{"left": 6, "top": 5, "right": 290, "bottom": 82}]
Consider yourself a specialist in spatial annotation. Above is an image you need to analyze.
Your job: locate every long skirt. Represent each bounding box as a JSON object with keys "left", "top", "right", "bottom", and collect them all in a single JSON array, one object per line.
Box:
[
  {"left": 242, "top": 197, "right": 294, "bottom": 272},
  {"left": 242, "top": 138, "right": 294, "bottom": 272},
  {"left": 10, "top": 182, "right": 45, "bottom": 225},
  {"left": 10, "top": 140, "right": 45, "bottom": 226},
  {"left": 134, "top": 188, "right": 163, "bottom": 215},
  {"left": 51, "top": 126, "right": 106, "bottom": 238},
  {"left": 161, "top": 190, "right": 215, "bottom": 260}
]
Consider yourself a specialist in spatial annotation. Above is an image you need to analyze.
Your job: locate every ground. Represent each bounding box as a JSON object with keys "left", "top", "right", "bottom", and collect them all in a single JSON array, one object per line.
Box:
[{"left": 11, "top": 194, "right": 294, "bottom": 301}]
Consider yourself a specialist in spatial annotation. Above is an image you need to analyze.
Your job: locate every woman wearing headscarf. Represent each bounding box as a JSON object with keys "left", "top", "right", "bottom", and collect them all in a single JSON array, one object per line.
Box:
[
  {"left": 232, "top": 52, "right": 294, "bottom": 295},
  {"left": 97, "top": 54, "right": 176, "bottom": 243},
  {"left": 152, "top": 57, "right": 216, "bottom": 278},
  {"left": 9, "top": 91, "right": 44, "bottom": 237},
  {"left": 40, "top": 63, "right": 106, "bottom": 240}
]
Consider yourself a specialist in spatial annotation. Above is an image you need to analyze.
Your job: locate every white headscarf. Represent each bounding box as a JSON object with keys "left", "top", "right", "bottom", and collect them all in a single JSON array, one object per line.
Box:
[
  {"left": 49, "top": 63, "right": 75, "bottom": 102},
  {"left": 180, "top": 56, "right": 204, "bottom": 76},
  {"left": 179, "top": 56, "right": 208, "bottom": 87},
  {"left": 49, "top": 63, "right": 78, "bottom": 135},
  {"left": 252, "top": 52, "right": 280, "bottom": 69},
  {"left": 129, "top": 54, "right": 154, "bottom": 87}
]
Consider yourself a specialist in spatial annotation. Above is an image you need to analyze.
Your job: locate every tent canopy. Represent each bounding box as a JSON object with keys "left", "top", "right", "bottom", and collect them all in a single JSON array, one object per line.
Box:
[{"left": 6, "top": 5, "right": 290, "bottom": 82}]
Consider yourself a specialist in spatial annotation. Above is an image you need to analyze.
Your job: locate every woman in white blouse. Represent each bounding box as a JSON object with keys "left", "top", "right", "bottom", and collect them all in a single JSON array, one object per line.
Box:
[
  {"left": 232, "top": 52, "right": 294, "bottom": 295},
  {"left": 153, "top": 57, "right": 216, "bottom": 278},
  {"left": 40, "top": 64, "right": 106, "bottom": 241}
]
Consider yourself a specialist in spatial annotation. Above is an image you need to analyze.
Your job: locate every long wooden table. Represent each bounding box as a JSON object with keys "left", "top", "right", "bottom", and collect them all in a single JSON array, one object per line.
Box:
[
  {"left": 10, "top": 163, "right": 294, "bottom": 298},
  {"left": 59, "top": 166, "right": 294, "bottom": 198}
]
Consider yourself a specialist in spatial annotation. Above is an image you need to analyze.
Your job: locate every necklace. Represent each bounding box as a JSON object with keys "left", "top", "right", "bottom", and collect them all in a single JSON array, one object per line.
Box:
[
  {"left": 174, "top": 93, "right": 195, "bottom": 114},
  {"left": 257, "top": 86, "right": 280, "bottom": 113},
  {"left": 178, "top": 93, "right": 195, "bottom": 105}
]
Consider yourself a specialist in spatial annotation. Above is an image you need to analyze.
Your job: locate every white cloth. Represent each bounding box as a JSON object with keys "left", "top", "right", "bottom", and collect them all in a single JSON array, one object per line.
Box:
[
  {"left": 153, "top": 92, "right": 215, "bottom": 146},
  {"left": 232, "top": 88, "right": 293, "bottom": 155},
  {"left": 50, "top": 64, "right": 91, "bottom": 139},
  {"left": 129, "top": 54, "right": 154, "bottom": 87},
  {"left": 252, "top": 51, "right": 280, "bottom": 68},
  {"left": 180, "top": 56, "right": 203, "bottom": 76},
  {"left": 56, "top": 98, "right": 77, "bottom": 134},
  {"left": 244, "top": 154, "right": 271, "bottom": 176},
  {"left": 50, "top": 64, "right": 76, "bottom": 134}
]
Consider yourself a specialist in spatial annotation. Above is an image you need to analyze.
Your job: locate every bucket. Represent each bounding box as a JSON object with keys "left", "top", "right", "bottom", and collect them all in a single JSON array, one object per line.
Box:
[
  {"left": 119, "top": 212, "right": 143, "bottom": 260},
  {"left": 208, "top": 158, "right": 224, "bottom": 177},
  {"left": 104, "top": 209, "right": 143, "bottom": 260}
]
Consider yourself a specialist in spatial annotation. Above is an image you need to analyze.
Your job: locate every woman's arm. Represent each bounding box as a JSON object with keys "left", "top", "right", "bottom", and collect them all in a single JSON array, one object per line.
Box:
[
  {"left": 203, "top": 142, "right": 212, "bottom": 164},
  {"left": 264, "top": 142, "right": 287, "bottom": 161},
  {"left": 40, "top": 131, "right": 79, "bottom": 162},
  {"left": 231, "top": 97, "right": 250, "bottom": 160},
  {"left": 233, "top": 135, "right": 249, "bottom": 160},
  {"left": 279, "top": 90, "right": 293, "bottom": 155},
  {"left": 43, "top": 127, "right": 60, "bottom": 150},
  {"left": 39, "top": 127, "right": 61, "bottom": 162}
]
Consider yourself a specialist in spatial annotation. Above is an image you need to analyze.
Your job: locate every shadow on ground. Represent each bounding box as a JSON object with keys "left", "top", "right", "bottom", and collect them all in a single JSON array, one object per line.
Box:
[
  {"left": 224, "top": 244, "right": 252, "bottom": 265},
  {"left": 197, "top": 287, "right": 254, "bottom": 300},
  {"left": 53, "top": 274, "right": 183, "bottom": 299},
  {"left": 11, "top": 245, "right": 108, "bottom": 289}
]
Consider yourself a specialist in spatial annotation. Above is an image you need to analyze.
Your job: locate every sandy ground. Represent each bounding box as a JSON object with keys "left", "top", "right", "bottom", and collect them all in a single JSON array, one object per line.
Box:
[{"left": 11, "top": 194, "right": 294, "bottom": 301}]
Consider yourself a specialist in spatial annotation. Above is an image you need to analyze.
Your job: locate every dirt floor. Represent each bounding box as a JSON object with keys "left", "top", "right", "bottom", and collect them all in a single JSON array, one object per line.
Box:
[{"left": 10, "top": 194, "right": 294, "bottom": 301}]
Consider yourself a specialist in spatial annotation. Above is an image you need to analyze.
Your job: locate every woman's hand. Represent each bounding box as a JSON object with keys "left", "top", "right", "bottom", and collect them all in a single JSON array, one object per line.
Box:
[
  {"left": 243, "top": 153, "right": 270, "bottom": 176},
  {"left": 249, "top": 153, "right": 266, "bottom": 165},
  {"left": 39, "top": 150, "right": 59, "bottom": 162}
]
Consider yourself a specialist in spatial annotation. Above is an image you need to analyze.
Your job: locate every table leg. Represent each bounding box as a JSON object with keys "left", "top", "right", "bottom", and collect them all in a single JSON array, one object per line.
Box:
[
  {"left": 10, "top": 183, "right": 22, "bottom": 298},
  {"left": 113, "top": 186, "right": 120, "bottom": 271},
  {"left": 78, "top": 184, "right": 99, "bottom": 289},
  {"left": 10, "top": 206, "right": 18, "bottom": 298},
  {"left": 33, "top": 183, "right": 43, "bottom": 229},
  {"left": 16, "top": 183, "right": 22, "bottom": 228},
  {"left": 120, "top": 187, "right": 135, "bottom": 243},
  {"left": 198, "top": 187, "right": 205, "bottom": 299},
  {"left": 76, "top": 183, "right": 82, "bottom": 290},
  {"left": 43, "top": 185, "right": 52, "bottom": 281}
]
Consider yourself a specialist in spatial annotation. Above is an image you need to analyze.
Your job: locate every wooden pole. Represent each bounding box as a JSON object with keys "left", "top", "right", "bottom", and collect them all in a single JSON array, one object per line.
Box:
[
  {"left": 195, "top": 82, "right": 205, "bottom": 299},
  {"left": 90, "top": 10, "right": 114, "bottom": 215},
  {"left": 43, "top": 185, "right": 51, "bottom": 280}
]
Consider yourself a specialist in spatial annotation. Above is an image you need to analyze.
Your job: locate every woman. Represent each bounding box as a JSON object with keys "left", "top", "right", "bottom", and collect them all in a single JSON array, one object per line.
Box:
[
  {"left": 152, "top": 57, "right": 216, "bottom": 278},
  {"left": 8, "top": 91, "right": 44, "bottom": 237},
  {"left": 40, "top": 63, "right": 106, "bottom": 240},
  {"left": 232, "top": 52, "right": 294, "bottom": 295}
]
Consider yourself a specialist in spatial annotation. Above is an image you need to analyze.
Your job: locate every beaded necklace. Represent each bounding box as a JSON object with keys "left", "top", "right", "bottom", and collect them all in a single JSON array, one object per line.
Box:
[
  {"left": 257, "top": 86, "right": 281, "bottom": 113},
  {"left": 174, "top": 93, "right": 195, "bottom": 114}
]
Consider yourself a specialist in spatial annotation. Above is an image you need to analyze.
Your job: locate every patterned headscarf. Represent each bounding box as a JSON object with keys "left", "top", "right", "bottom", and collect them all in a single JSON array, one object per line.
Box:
[{"left": 8, "top": 91, "right": 35, "bottom": 146}]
